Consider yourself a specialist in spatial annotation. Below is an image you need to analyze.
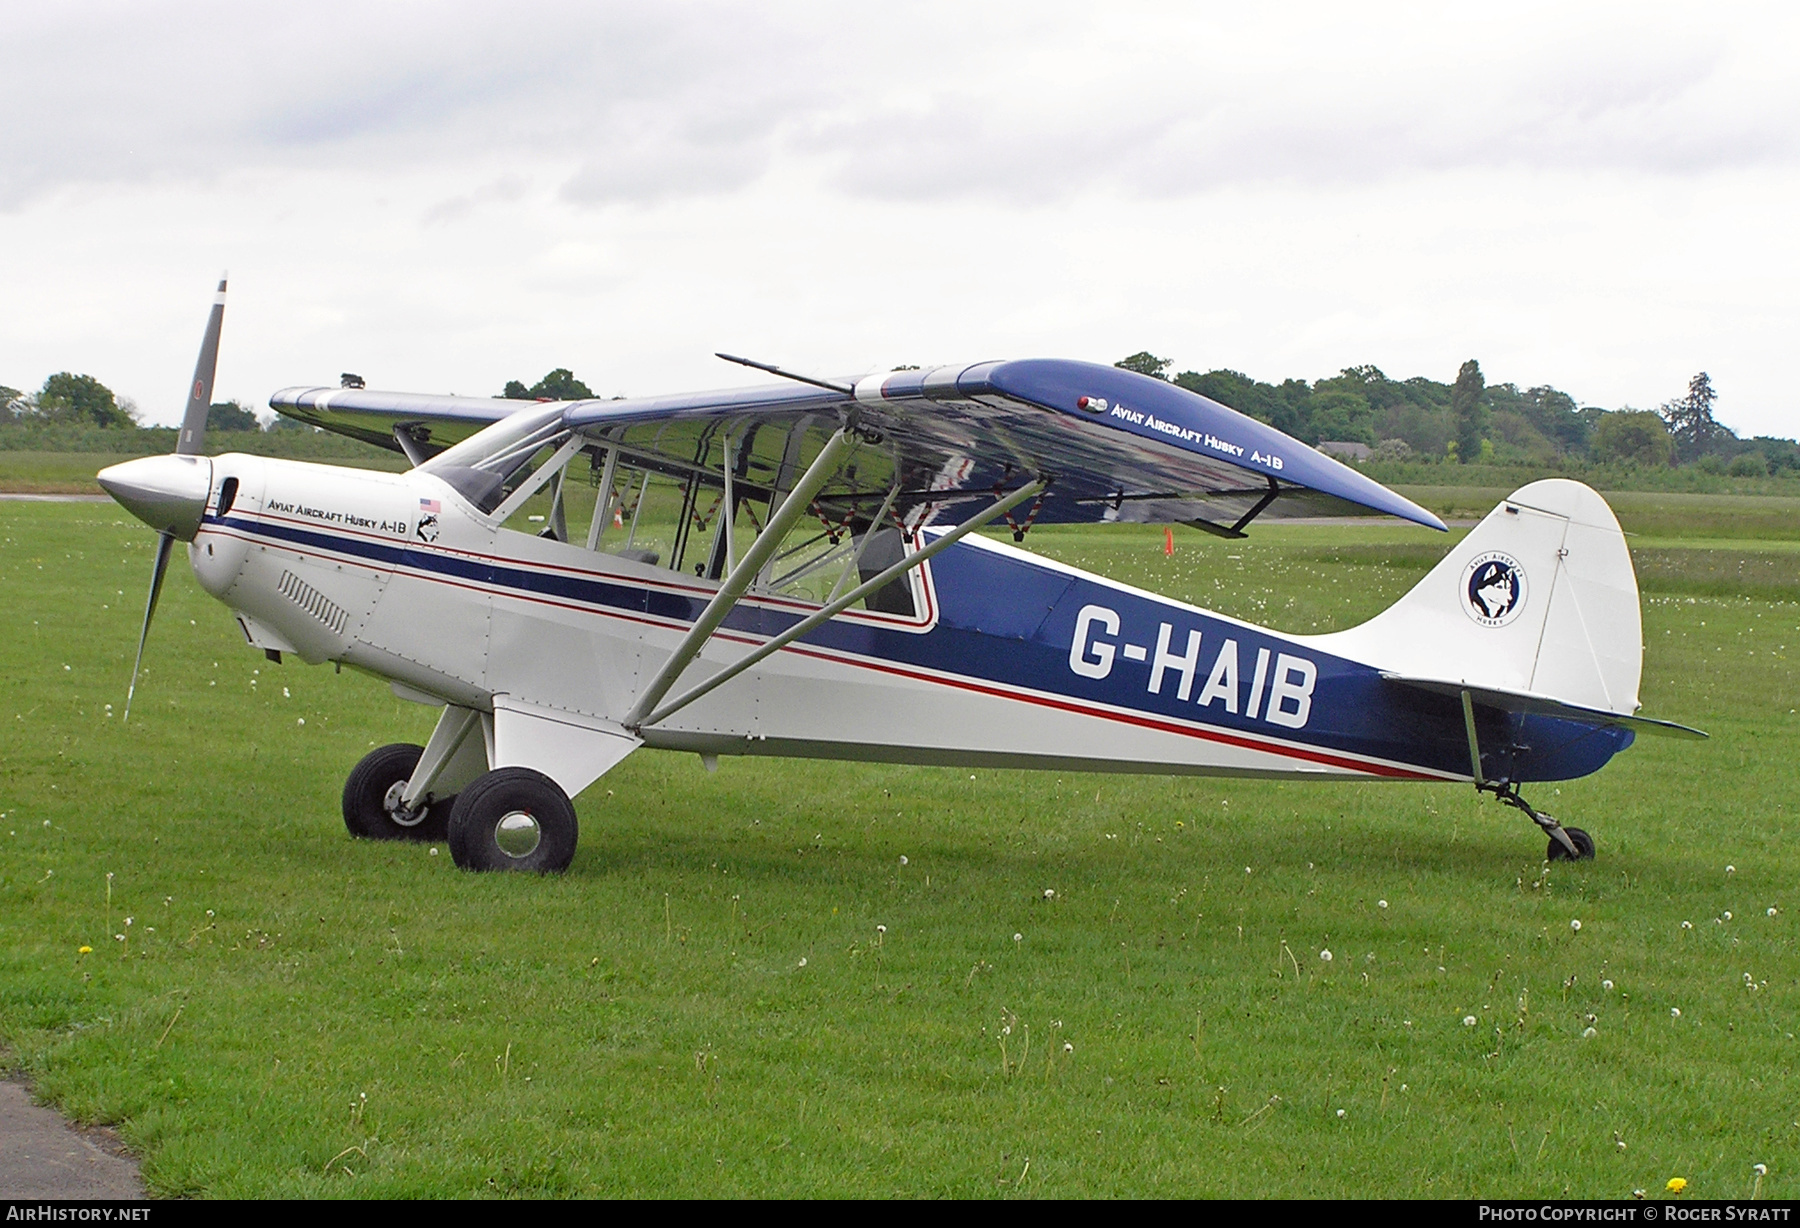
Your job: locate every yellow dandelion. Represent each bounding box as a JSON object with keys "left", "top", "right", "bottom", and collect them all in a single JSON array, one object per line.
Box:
[
  {"left": 1666, "top": 1177, "right": 1687, "bottom": 1194},
  {"left": 77, "top": 945, "right": 91, "bottom": 955}
]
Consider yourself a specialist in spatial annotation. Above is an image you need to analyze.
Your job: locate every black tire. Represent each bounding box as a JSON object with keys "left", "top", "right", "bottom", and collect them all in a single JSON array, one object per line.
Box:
[
  {"left": 1547, "top": 826, "right": 1595, "bottom": 862},
  {"left": 342, "top": 743, "right": 452, "bottom": 842},
  {"left": 447, "top": 768, "right": 578, "bottom": 874}
]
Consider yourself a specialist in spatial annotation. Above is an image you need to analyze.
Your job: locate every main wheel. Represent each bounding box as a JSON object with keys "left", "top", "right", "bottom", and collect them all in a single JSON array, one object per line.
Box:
[
  {"left": 342, "top": 743, "right": 452, "bottom": 842},
  {"left": 1547, "top": 826, "right": 1595, "bottom": 862},
  {"left": 447, "top": 768, "right": 578, "bottom": 874}
]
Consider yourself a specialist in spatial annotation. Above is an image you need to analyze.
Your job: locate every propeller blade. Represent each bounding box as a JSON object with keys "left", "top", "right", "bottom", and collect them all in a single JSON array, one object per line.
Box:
[
  {"left": 119, "top": 276, "right": 228, "bottom": 720},
  {"left": 123, "top": 531, "right": 177, "bottom": 723},
  {"left": 176, "top": 276, "right": 228, "bottom": 456}
]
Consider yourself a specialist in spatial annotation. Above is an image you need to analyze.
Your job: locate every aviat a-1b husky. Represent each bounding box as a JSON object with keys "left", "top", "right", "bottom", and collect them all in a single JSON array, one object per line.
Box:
[{"left": 99, "top": 283, "right": 1703, "bottom": 872}]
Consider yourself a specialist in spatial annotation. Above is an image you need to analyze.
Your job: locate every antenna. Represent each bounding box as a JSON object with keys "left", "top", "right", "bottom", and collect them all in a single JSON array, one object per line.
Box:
[{"left": 714, "top": 352, "right": 855, "bottom": 396}]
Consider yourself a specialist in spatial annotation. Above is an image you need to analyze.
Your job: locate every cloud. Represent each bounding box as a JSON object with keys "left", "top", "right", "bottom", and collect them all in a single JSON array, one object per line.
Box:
[
  {"left": 2, "top": 1, "right": 1795, "bottom": 213},
  {"left": 802, "top": 10, "right": 1800, "bottom": 202}
]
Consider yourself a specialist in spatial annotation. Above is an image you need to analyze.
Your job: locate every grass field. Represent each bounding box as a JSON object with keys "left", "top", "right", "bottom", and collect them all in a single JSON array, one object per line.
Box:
[
  {"left": 0, "top": 447, "right": 406, "bottom": 494},
  {"left": 2, "top": 494, "right": 1797, "bottom": 1198}
]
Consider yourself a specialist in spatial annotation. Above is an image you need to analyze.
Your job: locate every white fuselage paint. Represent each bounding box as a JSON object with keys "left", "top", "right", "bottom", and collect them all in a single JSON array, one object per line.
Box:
[{"left": 189, "top": 454, "right": 1456, "bottom": 791}]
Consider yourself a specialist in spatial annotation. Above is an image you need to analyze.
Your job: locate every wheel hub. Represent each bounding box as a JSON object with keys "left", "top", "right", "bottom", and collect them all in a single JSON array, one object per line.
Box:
[
  {"left": 495, "top": 810, "right": 542, "bottom": 858},
  {"left": 383, "top": 780, "right": 428, "bottom": 828}
]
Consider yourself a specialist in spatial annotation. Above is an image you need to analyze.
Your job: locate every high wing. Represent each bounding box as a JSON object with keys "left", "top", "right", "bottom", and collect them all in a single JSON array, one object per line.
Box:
[
  {"left": 269, "top": 387, "right": 520, "bottom": 465},
  {"left": 272, "top": 359, "right": 1445, "bottom": 534}
]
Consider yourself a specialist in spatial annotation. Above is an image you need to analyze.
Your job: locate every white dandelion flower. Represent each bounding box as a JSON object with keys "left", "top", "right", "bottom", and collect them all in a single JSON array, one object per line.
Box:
[
  {"left": 1319, "top": 949, "right": 1333, "bottom": 962},
  {"left": 1463, "top": 1015, "right": 1478, "bottom": 1027},
  {"left": 1571, "top": 919, "right": 1582, "bottom": 932}
]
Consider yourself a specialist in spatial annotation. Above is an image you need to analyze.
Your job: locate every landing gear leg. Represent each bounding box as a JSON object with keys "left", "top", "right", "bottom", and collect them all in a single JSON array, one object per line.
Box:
[
  {"left": 1461, "top": 688, "right": 1593, "bottom": 861},
  {"left": 1482, "top": 781, "right": 1594, "bottom": 862}
]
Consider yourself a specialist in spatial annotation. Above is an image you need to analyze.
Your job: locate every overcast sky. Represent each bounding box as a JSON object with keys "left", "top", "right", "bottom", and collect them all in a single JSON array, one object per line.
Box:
[{"left": 2, "top": 1, "right": 1794, "bottom": 437}]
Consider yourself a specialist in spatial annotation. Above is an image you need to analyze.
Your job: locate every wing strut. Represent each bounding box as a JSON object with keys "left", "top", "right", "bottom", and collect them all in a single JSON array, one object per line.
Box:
[
  {"left": 634, "top": 479, "right": 1047, "bottom": 732},
  {"left": 622, "top": 428, "right": 859, "bottom": 728}
]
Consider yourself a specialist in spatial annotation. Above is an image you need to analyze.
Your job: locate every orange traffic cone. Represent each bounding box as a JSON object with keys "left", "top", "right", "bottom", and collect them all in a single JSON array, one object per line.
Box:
[{"left": 1164, "top": 526, "right": 1174, "bottom": 557}]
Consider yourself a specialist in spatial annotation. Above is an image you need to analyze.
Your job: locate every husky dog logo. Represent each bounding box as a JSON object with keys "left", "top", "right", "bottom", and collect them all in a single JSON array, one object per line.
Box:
[
  {"left": 416, "top": 513, "right": 439, "bottom": 544},
  {"left": 1461, "top": 552, "right": 1526, "bottom": 626}
]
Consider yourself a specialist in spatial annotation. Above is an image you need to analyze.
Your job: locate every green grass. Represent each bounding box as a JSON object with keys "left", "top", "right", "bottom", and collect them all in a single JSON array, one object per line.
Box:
[
  {"left": 2, "top": 506, "right": 1797, "bottom": 1197},
  {"left": 0, "top": 443, "right": 406, "bottom": 493},
  {"left": 1372, "top": 460, "right": 1800, "bottom": 499},
  {"left": 1394, "top": 486, "right": 1800, "bottom": 543}
]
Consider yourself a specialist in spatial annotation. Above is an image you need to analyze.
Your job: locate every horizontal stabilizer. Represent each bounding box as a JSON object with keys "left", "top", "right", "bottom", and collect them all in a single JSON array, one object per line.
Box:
[{"left": 1380, "top": 674, "right": 1707, "bottom": 740}]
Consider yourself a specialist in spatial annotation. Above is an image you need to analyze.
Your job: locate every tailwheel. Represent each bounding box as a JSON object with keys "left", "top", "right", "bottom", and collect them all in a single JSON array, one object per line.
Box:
[
  {"left": 447, "top": 767, "right": 578, "bottom": 874},
  {"left": 343, "top": 743, "right": 452, "bottom": 842},
  {"left": 1547, "top": 826, "right": 1595, "bottom": 862},
  {"left": 1482, "top": 781, "right": 1594, "bottom": 863}
]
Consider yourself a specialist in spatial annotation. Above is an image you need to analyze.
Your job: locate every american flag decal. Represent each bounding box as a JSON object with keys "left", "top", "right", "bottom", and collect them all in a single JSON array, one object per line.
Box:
[{"left": 419, "top": 498, "right": 441, "bottom": 513}]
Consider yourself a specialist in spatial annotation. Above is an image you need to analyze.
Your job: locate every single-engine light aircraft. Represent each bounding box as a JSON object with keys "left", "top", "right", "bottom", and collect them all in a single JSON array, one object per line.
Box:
[{"left": 99, "top": 284, "right": 1704, "bottom": 872}]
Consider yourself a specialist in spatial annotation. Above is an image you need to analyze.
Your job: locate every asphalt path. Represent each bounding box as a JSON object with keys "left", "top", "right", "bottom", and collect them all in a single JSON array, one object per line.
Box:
[
  {"left": 0, "top": 1080, "right": 143, "bottom": 1198},
  {"left": 0, "top": 493, "right": 111, "bottom": 501}
]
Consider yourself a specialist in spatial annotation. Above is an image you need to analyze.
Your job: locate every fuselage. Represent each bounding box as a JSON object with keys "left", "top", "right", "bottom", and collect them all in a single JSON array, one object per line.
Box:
[{"left": 188, "top": 453, "right": 1630, "bottom": 788}]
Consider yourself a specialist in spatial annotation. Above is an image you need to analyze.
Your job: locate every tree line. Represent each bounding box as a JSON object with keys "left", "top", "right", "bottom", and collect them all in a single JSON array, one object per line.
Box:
[
  {"left": 1117, "top": 353, "right": 1797, "bottom": 476},
  {"left": 1, "top": 372, "right": 282, "bottom": 434},
  {"left": 8, "top": 360, "right": 1794, "bottom": 477}
]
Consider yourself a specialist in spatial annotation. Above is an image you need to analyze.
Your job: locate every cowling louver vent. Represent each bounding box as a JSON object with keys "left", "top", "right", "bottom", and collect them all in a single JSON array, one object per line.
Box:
[{"left": 278, "top": 569, "right": 348, "bottom": 636}]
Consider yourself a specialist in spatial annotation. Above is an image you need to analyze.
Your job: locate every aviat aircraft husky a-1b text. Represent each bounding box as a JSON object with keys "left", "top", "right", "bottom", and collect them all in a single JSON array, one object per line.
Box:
[{"left": 99, "top": 284, "right": 1704, "bottom": 872}]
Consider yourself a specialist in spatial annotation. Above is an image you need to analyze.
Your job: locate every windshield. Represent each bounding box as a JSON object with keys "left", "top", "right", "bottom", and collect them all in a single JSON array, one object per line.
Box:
[{"left": 419, "top": 403, "right": 568, "bottom": 513}]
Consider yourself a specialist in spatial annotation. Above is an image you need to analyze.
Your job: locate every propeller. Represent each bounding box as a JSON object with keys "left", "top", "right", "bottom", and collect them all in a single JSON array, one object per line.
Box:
[{"left": 107, "top": 277, "right": 228, "bottom": 722}]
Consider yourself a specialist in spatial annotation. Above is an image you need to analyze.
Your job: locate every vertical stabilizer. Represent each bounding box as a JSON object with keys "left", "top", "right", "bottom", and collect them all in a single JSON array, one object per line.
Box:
[{"left": 1308, "top": 479, "right": 1642, "bottom": 714}]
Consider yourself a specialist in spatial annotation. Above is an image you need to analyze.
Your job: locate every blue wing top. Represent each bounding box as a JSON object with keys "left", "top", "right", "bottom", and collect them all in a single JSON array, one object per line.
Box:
[{"left": 272, "top": 359, "right": 1444, "bottom": 533}]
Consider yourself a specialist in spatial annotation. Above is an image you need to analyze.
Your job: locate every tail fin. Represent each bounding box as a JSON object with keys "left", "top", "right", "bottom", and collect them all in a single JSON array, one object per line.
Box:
[{"left": 1312, "top": 479, "right": 1642, "bottom": 714}]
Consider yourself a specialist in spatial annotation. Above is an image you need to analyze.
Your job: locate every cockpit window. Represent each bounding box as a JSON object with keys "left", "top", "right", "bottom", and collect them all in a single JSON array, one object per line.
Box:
[
  {"left": 422, "top": 414, "right": 921, "bottom": 617},
  {"left": 419, "top": 404, "right": 569, "bottom": 514}
]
